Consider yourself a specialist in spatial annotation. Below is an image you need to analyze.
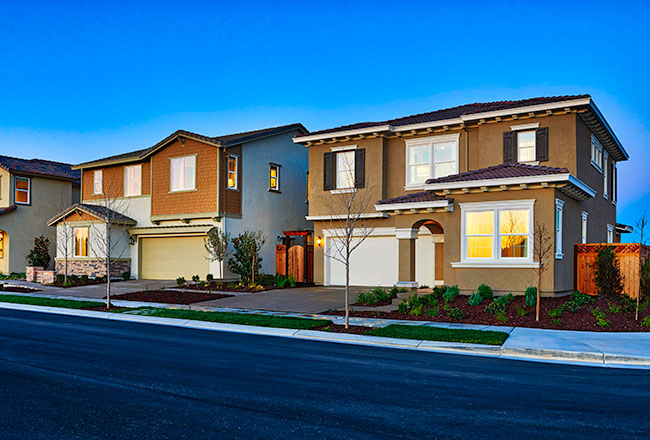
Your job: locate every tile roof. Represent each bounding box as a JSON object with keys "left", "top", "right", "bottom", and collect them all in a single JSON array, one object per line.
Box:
[
  {"left": 295, "top": 95, "right": 590, "bottom": 139},
  {"left": 0, "top": 156, "right": 80, "bottom": 182},
  {"left": 48, "top": 203, "right": 137, "bottom": 226},
  {"left": 377, "top": 191, "right": 448, "bottom": 205},
  {"left": 425, "top": 163, "right": 569, "bottom": 185}
]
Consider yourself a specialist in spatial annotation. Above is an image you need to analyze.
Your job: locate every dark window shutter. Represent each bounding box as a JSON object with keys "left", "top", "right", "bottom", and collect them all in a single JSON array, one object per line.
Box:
[
  {"left": 354, "top": 148, "right": 365, "bottom": 188},
  {"left": 536, "top": 127, "right": 549, "bottom": 162},
  {"left": 323, "top": 152, "right": 334, "bottom": 190},
  {"left": 503, "top": 131, "right": 515, "bottom": 163}
]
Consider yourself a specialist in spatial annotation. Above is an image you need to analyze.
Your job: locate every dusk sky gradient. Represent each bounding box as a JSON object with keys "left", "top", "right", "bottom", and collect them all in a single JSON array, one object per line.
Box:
[{"left": 1, "top": 0, "right": 648, "bottom": 238}]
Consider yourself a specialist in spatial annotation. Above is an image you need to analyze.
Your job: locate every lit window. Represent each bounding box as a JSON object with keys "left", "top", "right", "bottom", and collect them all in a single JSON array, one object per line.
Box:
[
  {"left": 466, "top": 211, "right": 494, "bottom": 258},
  {"left": 555, "top": 199, "right": 564, "bottom": 259},
  {"left": 15, "top": 177, "right": 30, "bottom": 204},
  {"left": 607, "top": 224, "right": 614, "bottom": 244},
  {"left": 74, "top": 227, "right": 89, "bottom": 257},
  {"left": 406, "top": 134, "right": 459, "bottom": 186},
  {"left": 93, "top": 170, "right": 103, "bottom": 195},
  {"left": 499, "top": 210, "right": 529, "bottom": 258},
  {"left": 517, "top": 131, "right": 536, "bottom": 163},
  {"left": 591, "top": 134, "right": 603, "bottom": 171},
  {"left": 269, "top": 164, "right": 280, "bottom": 191},
  {"left": 581, "top": 211, "right": 589, "bottom": 244},
  {"left": 171, "top": 156, "right": 196, "bottom": 192},
  {"left": 336, "top": 151, "right": 355, "bottom": 189},
  {"left": 0, "top": 231, "right": 4, "bottom": 258},
  {"left": 227, "top": 156, "right": 238, "bottom": 189},
  {"left": 124, "top": 165, "right": 142, "bottom": 197}
]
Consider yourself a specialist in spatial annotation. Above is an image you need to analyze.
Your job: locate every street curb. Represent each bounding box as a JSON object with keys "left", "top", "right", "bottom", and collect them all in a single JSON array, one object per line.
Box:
[{"left": 1, "top": 302, "right": 649, "bottom": 368}]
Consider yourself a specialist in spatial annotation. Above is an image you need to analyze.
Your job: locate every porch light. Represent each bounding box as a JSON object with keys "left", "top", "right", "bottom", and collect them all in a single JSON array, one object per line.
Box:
[{"left": 316, "top": 236, "right": 322, "bottom": 246}]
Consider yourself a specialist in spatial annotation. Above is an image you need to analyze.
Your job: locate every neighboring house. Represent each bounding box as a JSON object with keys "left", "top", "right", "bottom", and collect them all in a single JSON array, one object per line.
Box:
[
  {"left": 294, "top": 95, "right": 630, "bottom": 295},
  {"left": 0, "top": 156, "right": 80, "bottom": 274},
  {"left": 48, "top": 124, "right": 310, "bottom": 280}
]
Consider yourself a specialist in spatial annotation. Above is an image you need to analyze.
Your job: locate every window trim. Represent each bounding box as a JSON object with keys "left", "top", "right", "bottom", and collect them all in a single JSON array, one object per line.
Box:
[
  {"left": 591, "top": 134, "right": 604, "bottom": 172},
  {"left": 73, "top": 226, "right": 89, "bottom": 258},
  {"left": 269, "top": 163, "right": 281, "bottom": 192},
  {"left": 581, "top": 211, "right": 589, "bottom": 244},
  {"left": 335, "top": 150, "right": 356, "bottom": 190},
  {"left": 93, "top": 170, "right": 103, "bottom": 195},
  {"left": 226, "top": 155, "right": 239, "bottom": 190},
  {"left": 612, "top": 162, "right": 617, "bottom": 205},
  {"left": 123, "top": 164, "right": 142, "bottom": 197},
  {"left": 14, "top": 176, "right": 30, "bottom": 205},
  {"left": 555, "top": 198, "right": 565, "bottom": 259},
  {"left": 603, "top": 150, "right": 609, "bottom": 199},
  {"left": 169, "top": 154, "right": 197, "bottom": 193},
  {"left": 456, "top": 199, "right": 535, "bottom": 267},
  {"left": 405, "top": 133, "right": 460, "bottom": 189},
  {"left": 516, "top": 130, "right": 537, "bottom": 164},
  {"left": 607, "top": 224, "right": 615, "bottom": 244}
]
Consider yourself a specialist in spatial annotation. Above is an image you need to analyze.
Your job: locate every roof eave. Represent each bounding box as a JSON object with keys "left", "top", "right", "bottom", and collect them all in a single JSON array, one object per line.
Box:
[{"left": 374, "top": 199, "right": 451, "bottom": 212}]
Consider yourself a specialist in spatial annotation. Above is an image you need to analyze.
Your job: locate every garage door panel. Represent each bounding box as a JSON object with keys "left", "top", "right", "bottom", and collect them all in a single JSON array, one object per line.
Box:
[
  {"left": 326, "top": 236, "right": 397, "bottom": 286},
  {"left": 140, "top": 236, "right": 209, "bottom": 280}
]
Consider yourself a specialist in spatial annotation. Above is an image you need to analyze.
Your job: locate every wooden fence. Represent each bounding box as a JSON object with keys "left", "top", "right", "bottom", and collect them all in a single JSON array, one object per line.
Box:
[{"left": 575, "top": 243, "right": 649, "bottom": 298}]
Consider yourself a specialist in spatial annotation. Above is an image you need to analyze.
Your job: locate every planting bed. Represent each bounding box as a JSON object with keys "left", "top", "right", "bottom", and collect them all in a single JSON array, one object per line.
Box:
[
  {"left": 51, "top": 278, "right": 124, "bottom": 288},
  {"left": 110, "top": 290, "right": 233, "bottom": 304},
  {"left": 182, "top": 282, "right": 314, "bottom": 293},
  {"left": 0, "top": 284, "right": 41, "bottom": 293}
]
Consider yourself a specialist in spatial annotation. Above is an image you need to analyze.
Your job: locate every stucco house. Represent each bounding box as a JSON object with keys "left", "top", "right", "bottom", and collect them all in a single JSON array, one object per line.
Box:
[
  {"left": 294, "top": 95, "right": 630, "bottom": 296},
  {"left": 0, "top": 156, "right": 80, "bottom": 274},
  {"left": 48, "top": 123, "right": 310, "bottom": 280}
]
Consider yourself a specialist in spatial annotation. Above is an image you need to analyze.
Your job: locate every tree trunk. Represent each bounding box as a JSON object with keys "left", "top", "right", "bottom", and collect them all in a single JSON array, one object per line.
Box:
[
  {"left": 106, "top": 228, "right": 111, "bottom": 309},
  {"left": 252, "top": 250, "right": 255, "bottom": 285},
  {"left": 345, "top": 253, "right": 350, "bottom": 329},
  {"left": 536, "top": 268, "right": 541, "bottom": 322},
  {"left": 218, "top": 258, "right": 223, "bottom": 282}
]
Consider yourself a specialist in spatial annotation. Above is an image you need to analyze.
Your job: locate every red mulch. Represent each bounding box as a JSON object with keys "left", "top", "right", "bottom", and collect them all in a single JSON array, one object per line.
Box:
[
  {"left": 320, "top": 323, "right": 373, "bottom": 335},
  {"left": 351, "top": 300, "right": 393, "bottom": 307},
  {"left": 0, "top": 286, "right": 41, "bottom": 293},
  {"left": 334, "top": 296, "right": 650, "bottom": 332},
  {"left": 183, "top": 282, "right": 315, "bottom": 292},
  {"left": 83, "top": 305, "right": 128, "bottom": 311},
  {"left": 109, "top": 290, "right": 233, "bottom": 304}
]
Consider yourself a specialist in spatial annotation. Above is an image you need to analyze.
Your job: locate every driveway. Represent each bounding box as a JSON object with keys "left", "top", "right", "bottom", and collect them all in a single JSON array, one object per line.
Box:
[{"left": 6, "top": 279, "right": 176, "bottom": 299}]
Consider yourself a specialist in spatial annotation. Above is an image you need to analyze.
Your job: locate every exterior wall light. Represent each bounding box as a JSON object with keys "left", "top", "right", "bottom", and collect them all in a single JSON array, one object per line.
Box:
[{"left": 316, "top": 236, "right": 322, "bottom": 246}]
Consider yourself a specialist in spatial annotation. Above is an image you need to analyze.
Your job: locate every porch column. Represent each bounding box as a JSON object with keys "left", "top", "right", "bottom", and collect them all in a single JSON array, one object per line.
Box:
[{"left": 395, "top": 228, "right": 418, "bottom": 288}]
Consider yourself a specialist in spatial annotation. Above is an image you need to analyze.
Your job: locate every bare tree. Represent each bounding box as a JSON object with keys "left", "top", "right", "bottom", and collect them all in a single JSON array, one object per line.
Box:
[
  {"left": 532, "top": 223, "right": 553, "bottom": 321},
  {"left": 204, "top": 227, "right": 231, "bottom": 281},
  {"left": 321, "top": 153, "right": 375, "bottom": 328},
  {"left": 56, "top": 207, "right": 73, "bottom": 285},
  {"left": 636, "top": 210, "right": 648, "bottom": 320}
]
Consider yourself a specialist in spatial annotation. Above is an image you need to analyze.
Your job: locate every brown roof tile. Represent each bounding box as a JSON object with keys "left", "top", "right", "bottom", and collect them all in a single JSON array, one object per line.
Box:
[
  {"left": 0, "top": 156, "right": 80, "bottom": 182},
  {"left": 377, "top": 191, "right": 448, "bottom": 205},
  {"left": 424, "top": 163, "right": 569, "bottom": 185}
]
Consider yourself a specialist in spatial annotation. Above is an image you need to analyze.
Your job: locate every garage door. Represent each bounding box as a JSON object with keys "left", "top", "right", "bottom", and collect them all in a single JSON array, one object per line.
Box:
[
  {"left": 140, "top": 236, "right": 209, "bottom": 280},
  {"left": 325, "top": 236, "right": 398, "bottom": 286}
]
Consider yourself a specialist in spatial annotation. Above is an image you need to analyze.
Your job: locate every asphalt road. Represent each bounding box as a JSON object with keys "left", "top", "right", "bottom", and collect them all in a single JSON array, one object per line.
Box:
[{"left": 1, "top": 309, "right": 649, "bottom": 440}]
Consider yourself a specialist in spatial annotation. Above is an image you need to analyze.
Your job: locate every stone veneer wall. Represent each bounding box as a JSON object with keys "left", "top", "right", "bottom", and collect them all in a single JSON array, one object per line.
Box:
[{"left": 55, "top": 259, "right": 131, "bottom": 278}]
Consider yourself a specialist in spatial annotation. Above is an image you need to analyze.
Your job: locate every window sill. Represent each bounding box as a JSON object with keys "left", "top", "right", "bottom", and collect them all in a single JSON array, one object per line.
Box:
[
  {"left": 226, "top": 187, "right": 239, "bottom": 191},
  {"left": 15, "top": 202, "right": 30, "bottom": 206},
  {"left": 330, "top": 188, "right": 356, "bottom": 194},
  {"left": 451, "top": 260, "right": 539, "bottom": 269},
  {"left": 555, "top": 253, "right": 564, "bottom": 260},
  {"left": 268, "top": 188, "right": 281, "bottom": 194},
  {"left": 404, "top": 184, "right": 427, "bottom": 191},
  {"left": 591, "top": 161, "right": 603, "bottom": 173},
  {"left": 124, "top": 194, "right": 143, "bottom": 198},
  {"left": 168, "top": 188, "right": 198, "bottom": 194},
  {"left": 518, "top": 161, "right": 539, "bottom": 166}
]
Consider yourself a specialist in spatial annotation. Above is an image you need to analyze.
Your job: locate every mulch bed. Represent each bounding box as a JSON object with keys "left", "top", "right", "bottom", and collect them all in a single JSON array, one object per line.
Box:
[
  {"left": 319, "top": 323, "right": 373, "bottom": 335},
  {"left": 351, "top": 300, "right": 393, "bottom": 307},
  {"left": 109, "top": 290, "right": 234, "bottom": 304},
  {"left": 182, "top": 282, "right": 314, "bottom": 293},
  {"left": 0, "top": 286, "right": 41, "bottom": 293},
  {"left": 83, "top": 305, "right": 129, "bottom": 312},
  {"left": 333, "top": 296, "right": 650, "bottom": 332}
]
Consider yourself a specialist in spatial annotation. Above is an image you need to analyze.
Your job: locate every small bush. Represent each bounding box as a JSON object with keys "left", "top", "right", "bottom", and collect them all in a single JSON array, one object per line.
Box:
[
  {"left": 192, "top": 275, "right": 200, "bottom": 283},
  {"left": 443, "top": 285, "right": 459, "bottom": 303},
  {"left": 176, "top": 277, "right": 185, "bottom": 286},
  {"left": 410, "top": 304, "right": 423, "bottom": 316},
  {"left": 620, "top": 294, "right": 637, "bottom": 313},
  {"left": 426, "top": 306, "right": 439, "bottom": 317},
  {"left": 256, "top": 273, "right": 275, "bottom": 287},
  {"left": 431, "top": 285, "right": 447, "bottom": 299},
  {"left": 548, "top": 305, "right": 564, "bottom": 318},
  {"left": 206, "top": 273, "right": 214, "bottom": 282},
  {"left": 485, "top": 299, "right": 506, "bottom": 316},
  {"left": 275, "top": 274, "right": 288, "bottom": 288},
  {"left": 389, "top": 286, "right": 406, "bottom": 299},
  {"left": 496, "top": 312, "right": 507, "bottom": 323},
  {"left": 121, "top": 271, "right": 130, "bottom": 281},
  {"left": 288, "top": 275, "right": 296, "bottom": 288},
  {"left": 26, "top": 236, "right": 51, "bottom": 268},
  {"left": 443, "top": 304, "right": 464, "bottom": 320},
  {"left": 592, "top": 246, "right": 624, "bottom": 299},
  {"left": 370, "top": 287, "right": 389, "bottom": 303},
  {"left": 591, "top": 307, "right": 610, "bottom": 327},
  {"left": 608, "top": 304, "right": 621, "bottom": 314},
  {"left": 515, "top": 304, "right": 527, "bottom": 317},
  {"left": 571, "top": 291, "right": 594, "bottom": 306},
  {"left": 356, "top": 292, "right": 377, "bottom": 306},
  {"left": 398, "top": 301, "right": 408, "bottom": 313},
  {"left": 477, "top": 283, "right": 493, "bottom": 300},
  {"left": 525, "top": 286, "right": 537, "bottom": 308},
  {"left": 641, "top": 316, "right": 650, "bottom": 327},
  {"left": 56, "top": 274, "right": 65, "bottom": 284},
  {"left": 550, "top": 318, "right": 561, "bottom": 326},
  {"left": 468, "top": 292, "right": 483, "bottom": 306},
  {"left": 80, "top": 275, "right": 89, "bottom": 284}
]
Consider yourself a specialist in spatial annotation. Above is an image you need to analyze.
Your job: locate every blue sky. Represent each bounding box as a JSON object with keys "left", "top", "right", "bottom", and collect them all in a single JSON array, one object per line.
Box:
[{"left": 1, "top": 0, "right": 648, "bottom": 237}]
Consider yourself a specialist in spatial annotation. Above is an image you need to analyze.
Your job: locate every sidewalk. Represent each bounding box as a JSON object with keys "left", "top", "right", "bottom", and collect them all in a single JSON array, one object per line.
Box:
[{"left": 2, "top": 289, "right": 650, "bottom": 368}]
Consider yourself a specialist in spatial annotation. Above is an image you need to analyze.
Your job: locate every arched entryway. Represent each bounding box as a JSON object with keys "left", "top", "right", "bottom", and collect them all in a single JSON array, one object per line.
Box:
[{"left": 396, "top": 220, "right": 444, "bottom": 288}]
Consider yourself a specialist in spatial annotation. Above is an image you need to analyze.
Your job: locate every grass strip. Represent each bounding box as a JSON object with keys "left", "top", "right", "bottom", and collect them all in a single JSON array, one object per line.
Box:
[
  {"left": 0, "top": 294, "right": 102, "bottom": 310},
  {"left": 366, "top": 324, "right": 509, "bottom": 346},
  {"left": 124, "top": 307, "right": 332, "bottom": 330}
]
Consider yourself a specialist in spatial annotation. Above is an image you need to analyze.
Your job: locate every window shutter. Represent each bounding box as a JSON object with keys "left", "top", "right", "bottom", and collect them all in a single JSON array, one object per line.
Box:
[
  {"left": 354, "top": 148, "right": 365, "bottom": 188},
  {"left": 536, "top": 127, "right": 549, "bottom": 162},
  {"left": 323, "top": 152, "right": 334, "bottom": 191},
  {"left": 503, "top": 131, "right": 515, "bottom": 163}
]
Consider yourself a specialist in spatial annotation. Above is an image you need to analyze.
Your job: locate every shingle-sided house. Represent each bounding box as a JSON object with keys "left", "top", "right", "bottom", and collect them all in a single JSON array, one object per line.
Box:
[
  {"left": 294, "top": 95, "right": 629, "bottom": 296},
  {"left": 48, "top": 123, "right": 310, "bottom": 280},
  {"left": 0, "top": 156, "right": 80, "bottom": 274}
]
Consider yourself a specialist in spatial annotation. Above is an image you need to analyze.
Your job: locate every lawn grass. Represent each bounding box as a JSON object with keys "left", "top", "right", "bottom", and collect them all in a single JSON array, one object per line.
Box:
[
  {"left": 0, "top": 294, "right": 102, "bottom": 310},
  {"left": 127, "top": 307, "right": 332, "bottom": 330},
  {"left": 366, "top": 324, "right": 509, "bottom": 345}
]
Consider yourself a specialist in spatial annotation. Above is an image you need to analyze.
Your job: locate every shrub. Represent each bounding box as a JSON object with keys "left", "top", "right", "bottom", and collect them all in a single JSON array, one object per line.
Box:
[
  {"left": 26, "top": 236, "right": 51, "bottom": 268},
  {"left": 121, "top": 271, "right": 131, "bottom": 280},
  {"left": 571, "top": 291, "right": 594, "bottom": 306},
  {"left": 468, "top": 292, "right": 483, "bottom": 306},
  {"left": 431, "top": 285, "right": 447, "bottom": 299},
  {"left": 592, "top": 246, "right": 624, "bottom": 299},
  {"left": 443, "top": 304, "right": 464, "bottom": 320},
  {"left": 608, "top": 304, "right": 622, "bottom": 314},
  {"left": 206, "top": 273, "right": 214, "bottom": 282},
  {"left": 426, "top": 306, "right": 439, "bottom": 317},
  {"left": 477, "top": 283, "right": 493, "bottom": 300},
  {"left": 56, "top": 274, "right": 65, "bottom": 284},
  {"left": 410, "top": 304, "right": 423, "bottom": 316},
  {"left": 176, "top": 277, "right": 185, "bottom": 286},
  {"left": 389, "top": 286, "right": 406, "bottom": 299},
  {"left": 591, "top": 307, "right": 610, "bottom": 327},
  {"left": 525, "top": 286, "right": 537, "bottom": 308},
  {"left": 80, "top": 275, "right": 89, "bottom": 284},
  {"left": 485, "top": 299, "right": 506, "bottom": 316},
  {"left": 550, "top": 318, "right": 561, "bottom": 326},
  {"left": 620, "top": 294, "right": 637, "bottom": 313},
  {"left": 257, "top": 273, "right": 275, "bottom": 287},
  {"left": 288, "top": 275, "right": 296, "bottom": 288},
  {"left": 275, "top": 274, "right": 288, "bottom": 288},
  {"left": 641, "top": 257, "right": 650, "bottom": 301},
  {"left": 356, "top": 292, "right": 377, "bottom": 306},
  {"left": 516, "top": 304, "right": 527, "bottom": 317},
  {"left": 642, "top": 316, "right": 650, "bottom": 327},
  {"left": 443, "top": 285, "right": 459, "bottom": 303},
  {"left": 192, "top": 275, "right": 200, "bottom": 283},
  {"left": 548, "top": 305, "right": 565, "bottom": 318},
  {"left": 398, "top": 301, "right": 408, "bottom": 313},
  {"left": 228, "top": 230, "right": 266, "bottom": 284}
]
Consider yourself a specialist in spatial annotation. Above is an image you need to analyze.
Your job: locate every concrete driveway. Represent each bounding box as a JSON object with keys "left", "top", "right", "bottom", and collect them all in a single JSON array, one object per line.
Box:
[{"left": 6, "top": 279, "right": 176, "bottom": 299}]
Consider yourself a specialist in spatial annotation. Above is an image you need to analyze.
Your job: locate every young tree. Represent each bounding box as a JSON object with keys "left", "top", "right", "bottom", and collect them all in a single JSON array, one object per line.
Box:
[
  {"left": 532, "top": 223, "right": 553, "bottom": 321},
  {"left": 204, "top": 227, "right": 231, "bottom": 281},
  {"left": 26, "top": 236, "right": 51, "bottom": 269},
  {"left": 228, "top": 230, "right": 266, "bottom": 284},
  {"left": 56, "top": 208, "right": 73, "bottom": 284},
  {"left": 636, "top": 210, "right": 648, "bottom": 320}
]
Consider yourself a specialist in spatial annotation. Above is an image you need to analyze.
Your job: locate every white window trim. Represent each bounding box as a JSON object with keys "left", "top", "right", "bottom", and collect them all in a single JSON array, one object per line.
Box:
[
  {"left": 330, "top": 144, "right": 357, "bottom": 152},
  {"left": 555, "top": 198, "right": 565, "bottom": 259},
  {"left": 454, "top": 199, "right": 535, "bottom": 267},
  {"left": 581, "top": 211, "right": 589, "bottom": 244},
  {"left": 226, "top": 155, "right": 239, "bottom": 190},
  {"left": 607, "top": 224, "right": 615, "bottom": 244},
  {"left": 405, "top": 133, "right": 460, "bottom": 190},
  {"left": 93, "top": 170, "right": 103, "bottom": 195},
  {"left": 124, "top": 164, "right": 142, "bottom": 197},
  {"left": 591, "top": 134, "right": 603, "bottom": 173},
  {"left": 510, "top": 122, "right": 540, "bottom": 131},
  {"left": 335, "top": 150, "right": 356, "bottom": 190},
  {"left": 170, "top": 155, "right": 197, "bottom": 193},
  {"left": 603, "top": 150, "right": 609, "bottom": 199},
  {"left": 612, "top": 162, "right": 617, "bottom": 205},
  {"left": 516, "top": 130, "right": 537, "bottom": 164},
  {"left": 269, "top": 163, "right": 281, "bottom": 191},
  {"left": 14, "top": 176, "right": 30, "bottom": 205},
  {"left": 73, "top": 227, "right": 90, "bottom": 258}
]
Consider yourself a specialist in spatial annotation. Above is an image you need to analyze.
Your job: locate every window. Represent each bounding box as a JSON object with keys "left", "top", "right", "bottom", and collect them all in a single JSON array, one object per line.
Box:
[
  {"left": 124, "top": 165, "right": 142, "bottom": 197},
  {"left": 227, "top": 155, "right": 238, "bottom": 189},
  {"left": 73, "top": 227, "right": 89, "bottom": 257},
  {"left": 269, "top": 163, "right": 280, "bottom": 191},
  {"left": 14, "top": 177, "right": 30, "bottom": 204},
  {"left": 612, "top": 162, "right": 617, "bottom": 204},
  {"left": 93, "top": 170, "right": 103, "bottom": 195},
  {"left": 461, "top": 200, "right": 534, "bottom": 264},
  {"left": 406, "top": 134, "right": 459, "bottom": 186},
  {"left": 517, "top": 130, "right": 536, "bottom": 163},
  {"left": 170, "top": 155, "right": 196, "bottom": 192},
  {"left": 603, "top": 150, "right": 609, "bottom": 199},
  {"left": 0, "top": 231, "right": 4, "bottom": 258},
  {"left": 581, "top": 211, "right": 589, "bottom": 244},
  {"left": 607, "top": 224, "right": 615, "bottom": 244},
  {"left": 591, "top": 134, "right": 603, "bottom": 171},
  {"left": 336, "top": 150, "right": 355, "bottom": 189},
  {"left": 555, "top": 199, "right": 564, "bottom": 259}
]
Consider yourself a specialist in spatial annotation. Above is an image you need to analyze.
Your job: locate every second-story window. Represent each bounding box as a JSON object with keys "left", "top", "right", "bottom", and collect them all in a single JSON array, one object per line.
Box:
[
  {"left": 269, "top": 163, "right": 280, "bottom": 191},
  {"left": 517, "top": 131, "right": 536, "bottom": 163},
  {"left": 93, "top": 170, "right": 103, "bottom": 195},
  {"left": 591, "top": 134, "right": 603, "bottom": 171},
  {"left": 14, "top": 177, "right": 30, "bottom": 204},
  {"left": 336, "top": 150, "right": 355, "bottom": 189},
  {"left": 124, "top": 164, "right": 142, "bottom": 197},
  {"left": 227, "top": 155, "right": 238, "bottom": 189},
  {"left": 170, "top": 155, "right": 196, "bottom": 192},
  {"left": 406, "top": 134, "right": 459, "bottom": 186}
]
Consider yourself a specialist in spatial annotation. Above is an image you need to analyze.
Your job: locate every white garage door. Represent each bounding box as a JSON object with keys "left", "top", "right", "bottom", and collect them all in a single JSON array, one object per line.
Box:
[
  {"left": 325, "top": 235, "right": 398, "bottom": 286},
  {"left": 140, "top": 236, "right": 209, "bottom": 280}
]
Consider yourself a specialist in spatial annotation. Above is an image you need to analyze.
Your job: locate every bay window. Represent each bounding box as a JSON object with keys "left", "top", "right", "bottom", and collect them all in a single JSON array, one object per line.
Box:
[
  {"left": 170, "top": 155, "right": 196, "bottom": 192},
  {"left": 406, "top": 134, "right": 459, "bottom": 187}
]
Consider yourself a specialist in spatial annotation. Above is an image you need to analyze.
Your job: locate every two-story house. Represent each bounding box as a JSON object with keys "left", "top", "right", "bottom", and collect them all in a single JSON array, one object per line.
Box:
[
  {"left": 294, "top": 95, "right": 629, "bottom": 296},
  {"left": 0, "top": 156, "right": 80, "bottom": 274},
  {"left": 48, "top": 123, "right": 310, "bottom": 280}
]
